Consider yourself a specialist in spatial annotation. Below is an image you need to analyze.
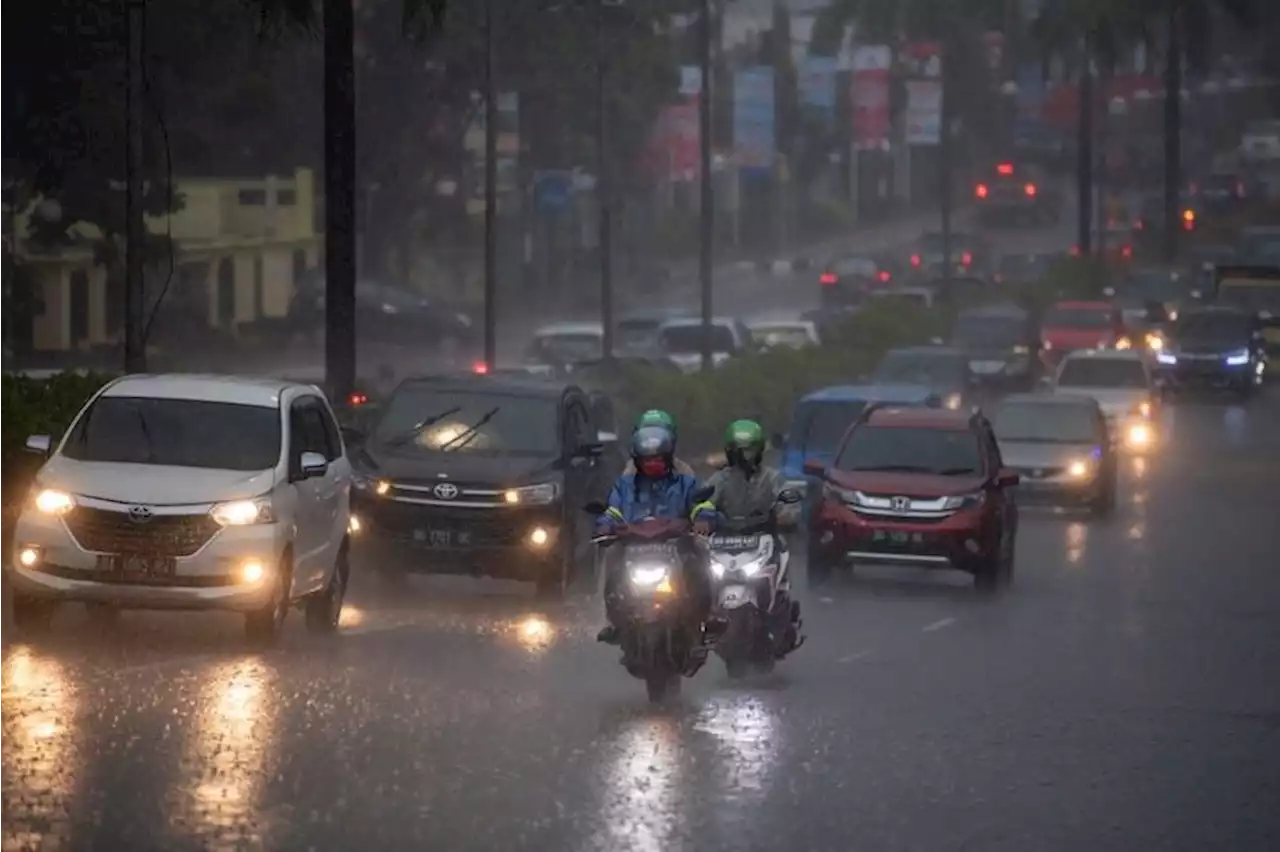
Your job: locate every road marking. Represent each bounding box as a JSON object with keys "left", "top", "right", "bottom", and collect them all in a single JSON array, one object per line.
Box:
[
  {"left": 922, "top": 617, "right": 957, "bottom": 633},
  {"left": 837, "top": 651, "right": 871, "bottom": 664}
]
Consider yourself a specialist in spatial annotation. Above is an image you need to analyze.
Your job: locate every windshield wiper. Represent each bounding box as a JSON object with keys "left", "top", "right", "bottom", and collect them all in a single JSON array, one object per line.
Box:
[
  {"left": 383, "top": 407, "right": 462, "bottom": 448},
  {"left": 438, "top": 407, "right": 500, "bottom": 452}
]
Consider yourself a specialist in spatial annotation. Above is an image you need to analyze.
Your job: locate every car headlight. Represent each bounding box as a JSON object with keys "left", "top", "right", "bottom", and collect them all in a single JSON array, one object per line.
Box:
[
  {"left": 502, "top": 482, "right": 560, "bottom": 505},
  {"left": 940, "top": 492, "right": 985, "bottom": 510},
  {"left": 33, "top": 488, "right": 75, "bottom": 516},
  {"left": 822, "top": 482, "right": 857, "bottom": 505},
  {"left": 1126, "top": 423, "right": 1152, "bottom": 447},
  {"left": 1115, "top": 337, "right": 1132, "bottom": 350},
  {"left": 1225, "top": 349, "right": 1250, "bottom": 366},
  {"left": 944, "top": 393, "right": 963, "bottom": 410},
  {"left": 1066, "top": 458, "right": 1093, "bottom": 478},
  {"left": 210, "top": 497, "right": 276, "bottom": 526},
  {"left": 1145, "top": 333, "right": 1164, "bottom": 351},
  {"left": 1156, "top": 351, "right": 1178, "bottom": 366}
]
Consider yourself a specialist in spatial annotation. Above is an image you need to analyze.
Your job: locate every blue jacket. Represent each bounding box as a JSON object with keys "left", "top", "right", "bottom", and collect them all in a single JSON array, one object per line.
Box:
[{"left": 597, "top": 472, "right": 718, "bottom": 532}]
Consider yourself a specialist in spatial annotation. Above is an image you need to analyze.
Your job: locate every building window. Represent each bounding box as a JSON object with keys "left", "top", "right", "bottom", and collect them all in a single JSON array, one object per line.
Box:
[
  {"left": 276, "top": 189, "right": 297, "bottom": 206},
  {"left": 237, "top": 188, "right": 267, "bottom": 206},
  {"left": 216, "top": 258, "right": 235, "bottom": 325},
  {"left": 69, "top": 270, "right": 90, "bottom": 344}
]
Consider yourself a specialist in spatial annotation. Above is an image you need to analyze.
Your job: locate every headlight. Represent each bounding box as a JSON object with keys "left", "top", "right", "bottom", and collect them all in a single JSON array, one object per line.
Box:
[
  {"left": 629, "top": 564, "right": 670, "bottom": 586},
  {"left": 1156, "top": 351, "right": 1178, "bottom": 366},
  {"left": 1114, "top": 337, "right": 1132, "bottom": 350},
  {"left": 33, "top": 488, "right": 75, "bottom": 516},
  {"left": 1145, "top": 334, "right": 1163, "bottom": 351},
  {"left": 944, "top": 393, "right": 963, "bottom": 410},
  {"left": 1135, "top": 401, "right": 1152, "bottom": 418},
  {"left": 1224, "top": 349, "right": 1250, "bottom": 366},
  {"left": 1066, "top": 458, "right": 1092, "bottom": 478},
  {"left": 940, "top": 492, "right": 985, "bottom": 510},
  {"left": 210, "top": 497, "right": 275, "bottom": 526},
  {"left": 822, "top": 482, "right": 857, "bottom": 505},
  {"left": 1126, "top": 423, "right": 1152, "bottom": 447},
  {"left": 502, "top": 482, "right": 560, "bottom": 505}
]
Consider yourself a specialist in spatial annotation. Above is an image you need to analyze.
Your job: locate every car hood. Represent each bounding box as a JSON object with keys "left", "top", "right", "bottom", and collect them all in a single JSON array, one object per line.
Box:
[
  {"left": 1053, "top": 388, "right": 1146, "bottom": 416},
  {"left": 827, "top": 469, "right": 986, "bottom": 498},
  {"left": 38, "top": 457, "right": 276, "bottom": 506},
  {"left": 358, "top": 443, "right": 559, "bottom": 485},
  {"left": 997, "top": 440, "right": 1100, "bottom": 468}
]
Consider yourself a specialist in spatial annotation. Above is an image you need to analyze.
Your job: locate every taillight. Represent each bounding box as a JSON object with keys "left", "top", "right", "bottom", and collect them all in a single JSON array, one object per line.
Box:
[
  {"left": 348, "top": 391, "right": 369, "bottom": 406},
  {"left": 877, "top": 270, "right": 891, "bottom": 282},
  {"left": 472, "top": 361, "right": 490, "bottom": 375},
  {"left": 1069, "top": 245, "right": 1080, "bottom": 257},
  {"left": 975, "top": 183, "right": 989, "bottom": 199},
  {"left": 819, "top": 272, "right": 838, "bottom": 286},
  {"left": 1121, "top": 245, "right": 1132, "bottom": 259},
  {"left": 1134, "top": 219, "right": 1144, "bottom": 231},
  {"left": 1237, "top": 181, "right": 1246, "bottom": 197},
  {"left": 1182, "top": 208, "right": 1196, "bottom": 231},
  {"left": 910, "top": 254, "right": 921, "bottom": 267},
  {"left": 997, "top": 162, "right": 1014, "bottom": 175},
  {"left": 961, "top": 251, "right": 973, "bottom": 266},
  {"left": 1024, "top": 182, "right": 1037, "bottom": 197}
]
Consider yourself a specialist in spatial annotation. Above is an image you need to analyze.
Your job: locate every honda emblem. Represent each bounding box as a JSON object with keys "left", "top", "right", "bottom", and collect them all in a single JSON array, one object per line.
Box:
[{"left": 890, "top": 496, "right": 910, "bottom": 512}]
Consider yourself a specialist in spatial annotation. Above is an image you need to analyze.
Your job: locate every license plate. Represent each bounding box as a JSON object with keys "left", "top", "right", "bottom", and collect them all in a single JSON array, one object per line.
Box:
[
  {"left": 97, "top": 554, "right": 176, "bottom": 579},
  {"left": 709, "top": 534, "right": 761, "bottom": 552},
  {"left": 871, "top": 530, "right": 928, "bottom": 548},
  {"left": 718, "top": 584, "right": 750, "bottom": 610},
  {"left": 412, "top": 528, "right": 473, "bottom": 547}
]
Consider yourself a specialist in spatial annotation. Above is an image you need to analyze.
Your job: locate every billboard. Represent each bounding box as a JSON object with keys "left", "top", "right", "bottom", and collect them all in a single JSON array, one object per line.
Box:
[
  {"left": 643, "top": 66, "right": 702, "bottom": 182},
  {"left": 799, "top": 56, "right": 839, "bottom": 114},
  {"left": 851, "top": 45, "right": 891, "bottom": 150},
  {"left": 902, "top": 42, "right": 943, "bottom": 145},
  {"left": 734, "top": 66, "right": 776, "bottom": 172}
]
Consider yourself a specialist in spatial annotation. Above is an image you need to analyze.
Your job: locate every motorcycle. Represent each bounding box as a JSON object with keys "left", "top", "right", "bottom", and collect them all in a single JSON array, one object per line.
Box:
[
  {"left": 708, "top": 488, "right": 805, "bottom": 678},
  {"left": 584, "top": 488, "right": 717, "bottom": 704}
]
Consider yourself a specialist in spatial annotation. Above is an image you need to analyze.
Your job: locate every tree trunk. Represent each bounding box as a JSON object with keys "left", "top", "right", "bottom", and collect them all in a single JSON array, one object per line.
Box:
[
  {"left": 1075, "top": 45, "right": 1094, "bottom": 255},
  {"left": 1162, "top": 6, "right": 1183, "bottom": 263},
  {"left": 324, "top": 0, "right": 357, "bottom": 402}
]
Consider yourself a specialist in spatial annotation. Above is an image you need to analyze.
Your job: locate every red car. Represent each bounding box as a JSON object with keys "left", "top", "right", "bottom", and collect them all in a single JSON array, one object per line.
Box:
[
  {"left": 1040, "top": 300, "right": 1127, "bottom": 365},
  {"left": 804, "top": 404, "right": 1020, "bottom": 592}
]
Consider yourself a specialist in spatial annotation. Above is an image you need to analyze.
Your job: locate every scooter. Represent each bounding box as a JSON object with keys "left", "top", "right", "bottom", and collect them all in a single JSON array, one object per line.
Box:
[{"left": 708, "top": 488, "right": 805, "bottom": 678}]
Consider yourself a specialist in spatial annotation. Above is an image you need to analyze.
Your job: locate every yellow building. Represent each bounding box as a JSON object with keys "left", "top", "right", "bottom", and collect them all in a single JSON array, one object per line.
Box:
[{"left": 8, "top": 167, "right": 321, "bottom": 353}]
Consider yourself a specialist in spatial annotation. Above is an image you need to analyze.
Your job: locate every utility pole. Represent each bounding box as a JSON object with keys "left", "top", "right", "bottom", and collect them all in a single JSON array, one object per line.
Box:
[
  {"left": 939, "top": 40, "right": 952, "bottom": 289},
  {"left": 323, "top": 0, "right": 357, "bottom": 402},
  {"left": 698, "top": 0, "right": 714, "bottom": 372},
  {"left": 1162, "top": 5, "right": 1182, "bottom": 263},
  {"left": 1075, "top": 39, "right": 1094, "bottom": 256},
  {"left": 483, "top": 0, "right": 498, "bottom": 370},
  {"left": 596, "top": 0, "right": 614, "bottom": 361},
  {"left": 124, "top": 0, "right": 146, "bottom": 373}
]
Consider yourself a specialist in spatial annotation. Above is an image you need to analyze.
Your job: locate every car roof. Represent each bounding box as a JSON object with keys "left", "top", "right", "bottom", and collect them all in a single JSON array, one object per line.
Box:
[
  {"left": 1059, "top": 348, "right": 1146, "bottom": 363},
  {"left": 799, "top": 383, "right": 937, "bottom": 404},
  {"left": 996, "top": 393, "right": 1100, "bottom": 410},
  {"left": 658, "top": 316, "right": 736, "bottom": 328},
  {"left": 1051, "top": 300, "right": 1112, "bottom": 309},
  {"left": 746, "top": 316, "right": 815, "bottom": 329},
  {"left": 393, "top": 374, "right": 575, "bottom": 400},
  {"left": 100, "top": 373, "right": 302, "bottom": 408},
  {"left": 884, "top": 345, "right": 967, "bottom": 358},
  {"left": 534, "top": 321, "right": 604, "bottom": 337},
  {"left": 865, "top": 406, "right": 973, "bottom": 431}
]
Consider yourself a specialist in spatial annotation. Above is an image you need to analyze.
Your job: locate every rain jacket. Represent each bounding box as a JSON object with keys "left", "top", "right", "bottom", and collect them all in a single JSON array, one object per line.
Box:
[
  {"left": 597, "top": 472, "right": 717, "bottom": 532},
  {"left": 705, "top": 465, "right": 797, "bottom": 529}
]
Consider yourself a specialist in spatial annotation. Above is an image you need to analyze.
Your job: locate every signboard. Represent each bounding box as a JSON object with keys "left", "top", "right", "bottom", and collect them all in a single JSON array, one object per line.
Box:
[
  {"left": 902, "top": 42, "right": 943, "bottom": 146},
  {"left": 799, "top": 56, "right": 839, "bottom": 113},
  {"left": 733, "top": 66, "right": 776, "bottom": 172},
  {"left": 643, "top": 67, "right": 702, "bottom": 183},
  {"left": 851, "top": 45, "right": 891, "bottom": 151}
]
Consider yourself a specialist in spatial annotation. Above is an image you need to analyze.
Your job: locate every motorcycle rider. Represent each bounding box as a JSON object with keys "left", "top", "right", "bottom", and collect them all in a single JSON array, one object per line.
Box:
[
  {"left": 705, "top": 419, "right": 803, "bottom": 648},
  {"left": 622, "top": 409, "right": 695, "bottom": 476},
  {"left": 595, "top": 421, "right": 721, "bottom": 645}
]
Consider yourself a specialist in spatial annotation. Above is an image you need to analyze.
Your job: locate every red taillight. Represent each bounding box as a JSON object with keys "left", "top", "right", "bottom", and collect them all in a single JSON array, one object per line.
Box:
[
  {"left": 997, "top": 162, "right": 1014, "bottom": 175},
  {"left": 1121, "top": 245, "right": 1132, "bottom": 259},
  {"left": 819, "top": 272, "right": 838, "bottom": 286},
  {"left": 975, "top": 183, "right": 989, "bottom": 199},
  {"left": 472, "top": 361, "right": 490, "bottom": 375},
  {"left": 1069, "top": 245, "right": 1081, "bottom": 257},
  {"left": 961, "top": 251, "right": 973, "bottom": 266},
  {"left": 1024, "top": 182, "right": 1037, "bottom": 197},
  {"left": 348, "top": 391, "right": 368, "bottom": 406},
  {"left": 1134, "top": 219, "right": 1144, "bottom": 231},
  {"left": 877, "top": 270, "right": 892, "bottom": 282},
  {"left": 910, "top": 254, "right": 921, "bottom": 267}
]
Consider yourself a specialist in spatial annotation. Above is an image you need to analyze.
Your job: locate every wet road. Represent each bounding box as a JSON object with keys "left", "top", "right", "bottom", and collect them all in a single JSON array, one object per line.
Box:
[{"left": 5, "top": 386, "right": 1280, "bottom": 851}]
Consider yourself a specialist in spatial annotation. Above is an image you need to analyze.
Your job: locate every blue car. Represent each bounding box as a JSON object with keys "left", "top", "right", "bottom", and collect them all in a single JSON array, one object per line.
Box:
[{"left": 776, "top": 383, "right": 943, "bottom": 510}]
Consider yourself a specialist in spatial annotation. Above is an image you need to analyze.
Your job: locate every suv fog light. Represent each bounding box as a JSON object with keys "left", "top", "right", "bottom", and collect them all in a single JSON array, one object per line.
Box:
[
  {"left": 528, "top": 527, "right": 551, "bottom": 548},
  {"left": 964, "top": 539, "right": 981, "bottom": 554},
  {"left": 17, "top": 546, "right": 41, "bottom": 568},
  {"left": 239, "top": 560, "right": 267, "bottom": 584}
]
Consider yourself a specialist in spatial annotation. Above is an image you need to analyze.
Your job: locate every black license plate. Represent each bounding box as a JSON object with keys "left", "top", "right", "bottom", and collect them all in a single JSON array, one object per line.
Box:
[
  {"left": 411, "top": 528, "right": 474, "bottom": 548},
  {"left": 97, "top": 554, "right": 177, "bottom": 579},
  {"left": 869, "top": 530, "right": 932, "bottom": 552}
]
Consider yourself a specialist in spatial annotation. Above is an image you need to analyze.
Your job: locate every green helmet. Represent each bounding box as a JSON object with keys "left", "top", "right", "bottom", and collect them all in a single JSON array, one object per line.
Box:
[
  {"left": 636, "top": 408, "right": 676, "bottom": 439},
  {"left": 724, "top": 419, "right": 765, "bottom": 470}
]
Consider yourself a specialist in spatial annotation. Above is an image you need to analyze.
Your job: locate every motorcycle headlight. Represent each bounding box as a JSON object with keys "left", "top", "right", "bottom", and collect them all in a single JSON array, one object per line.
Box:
[
  {"left": 1114, "top": 337, "right": 1133, "bottom": 350},
  {"left": 629, "top": 564, "right": 670, "bottom": 587},
  {"left": 33, "top": 488, "right": 76, "bottom": 516},
  {"left": 738, "top": 557, "right": 765, "bottom": 577},
  {"left": 503, "top": 482, "right": 560, "bottom": 505},
  {"left": 210, "top": 497, "right": 275, "bottom": 526},
  {"left": 1135, "top": 401, "right": 1152, "bottom": 418},
  {"left": 940, "top": 492, "right": 985, "bottom": 510},
  {"left": 1145, "top": 333, "right": 1163, "bottom": 351}
]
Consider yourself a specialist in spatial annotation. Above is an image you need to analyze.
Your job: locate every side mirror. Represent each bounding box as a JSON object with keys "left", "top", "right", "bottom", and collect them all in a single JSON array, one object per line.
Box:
[
  {"left": 776, "top": 488, "right": 803, "bottom": 505},
  {"left": 582, "top": 500, "right": 608, "bottom": 516},
  {"left": 996, "top": 468, "right": 1021, "bottom": 488},
  {"left": 25, "top": 435, "right": 52, "bottom": 455},
  {"left": 802, "top": 459, "right": 826, "bottom": 476},
  {"left": 1102, "top": 286, "right": 1116, "bottom": 297},
  {"left": 597, "top": 430, "right": 618, "bottom": 444},
  {"left": 691, "top": 484, "right": 715, "bottom": 504},
  {"left": 299, "top": 451, "right": 329, "bottom": 479}
]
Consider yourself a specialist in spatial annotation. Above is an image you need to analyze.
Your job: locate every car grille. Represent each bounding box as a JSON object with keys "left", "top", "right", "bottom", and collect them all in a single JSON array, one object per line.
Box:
[
  {"left": 388, "top": 479, "right": 506, "bottom": 507},
  {"left": 64, "top": 507, "right": 221, "bottom": 557}
]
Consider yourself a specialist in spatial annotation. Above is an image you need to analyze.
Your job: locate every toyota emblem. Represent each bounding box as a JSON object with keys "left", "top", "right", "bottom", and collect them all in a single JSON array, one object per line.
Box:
[
  {"left": 433, "top": 483, "right": 459, "bottom": 499},
  {"left": 890, "top": 496, "right": 910, "bottom": 512},
  {"left": 127, "top": 505, "right": 154, "bottom": 524}
]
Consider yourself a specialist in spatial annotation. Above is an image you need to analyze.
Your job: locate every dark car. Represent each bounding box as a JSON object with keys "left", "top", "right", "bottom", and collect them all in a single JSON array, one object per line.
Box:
[
  {"left": 347, "top": 375, "right": 613, "bottom": 596},
  {"left": 291, "top": 279, "right": 477, "bottom": 354},
  {"left": 974, "top": 160, "right": 1061, "bottom": 225},
  {"left": 950, "top": 305, "right": 1040, "bottom": 389},
  {"left": 1156, "top": 306, "right": 1266, "bottom": 397},
  {"left": 805, "top": 403, "right": 1020, "bottom": 592},
  {"left": 989, "top": 394, "right": 1116, "bottom": 516},
  {"left": 909, "top": 231, "right": 991, "bottom": 280},
  {"left": 993, "top": 251, "right": 1064, "bottom": 286},
  {"left": 818, "top": 253, "right": 896, "bottom": 308},
  {"left": 1105, "top": 267, "right": 1197, "bottom": 338},
  {"left": 871, "top": 346, "right": 975, "bottom": 411}
]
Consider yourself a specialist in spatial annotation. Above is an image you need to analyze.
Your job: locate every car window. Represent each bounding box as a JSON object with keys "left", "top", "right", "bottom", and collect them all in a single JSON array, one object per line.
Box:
[
  {"left": 1044, "top": 307, "right": 1113, "bottom": 329},
  {"left": 835, "top": 425, "right": 984, "bottom": 476},
  {"left": 291, "top": 399, "right": 333, "bottom": 461},
  {"left": 1057, "top": 358, "right": 1149, "bottom": 389},
  {"left": 659, "top": 324, "right": 737, "bottom": 354},
  {"left": 951, "top": 314, "right": 1026, "bottom": 347},
  {"left": 873, "top": 352, "right": 967, "bottom": 386},
  {"left": 832, "top": 256, "right": 878, "bottom": 276},
  {"left": 991, "top": 402, "right": 1101, "bottom": 443},
  {"left": 790, "top": 401, "right": 866, "bottom": 455},
  {"left": 1175, "top": 312, "right": 1254, "bottom": 339},
  {"left": 372, "top": 389, "right": 559, "bottom": 455}
]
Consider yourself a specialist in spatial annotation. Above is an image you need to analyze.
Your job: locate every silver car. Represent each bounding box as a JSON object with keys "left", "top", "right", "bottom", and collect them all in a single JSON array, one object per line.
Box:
[
  {"left": 1043, "top": 349, "right": 1161, "bottom": 453},
  {"left": 990, "top": 394, "right": 1117, "bottom": 516}
]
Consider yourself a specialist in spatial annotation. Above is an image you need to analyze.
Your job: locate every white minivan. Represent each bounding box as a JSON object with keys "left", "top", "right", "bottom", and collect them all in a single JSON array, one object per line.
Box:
[{"left": 8, "top": 374, "right": 352, "bottom": 643}]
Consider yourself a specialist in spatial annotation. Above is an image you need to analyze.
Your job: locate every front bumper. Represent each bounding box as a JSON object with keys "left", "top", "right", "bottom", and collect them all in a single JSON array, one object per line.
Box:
[
  {"left": 7, "top": 511, "right": 287, "bottom": 611},
  {"left": 1160, "top": 358, "right": 1262, "bottom": 389},
  {"left": 809, "top": 500, "right": 993, "bottom": 572},
  {"left": 1012, "top": 468, "right": 1105, "bottom": 505}
]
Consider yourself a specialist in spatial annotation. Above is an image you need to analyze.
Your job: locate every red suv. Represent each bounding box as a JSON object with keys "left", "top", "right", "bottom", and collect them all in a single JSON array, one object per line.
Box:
[{"left": 804, "top": 404, "right": 1020, "bottom": 592}]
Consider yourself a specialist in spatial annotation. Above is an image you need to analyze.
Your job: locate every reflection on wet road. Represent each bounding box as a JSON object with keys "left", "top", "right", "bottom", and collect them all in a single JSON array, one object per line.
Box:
[{"left": 5, "top": 390, "right": 1280, "bottom": 850}]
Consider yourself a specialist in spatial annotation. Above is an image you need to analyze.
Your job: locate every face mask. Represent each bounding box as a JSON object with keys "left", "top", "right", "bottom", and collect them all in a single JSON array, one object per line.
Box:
[{"left": 637, "top": 457, "right": 668, "bottom": 478}]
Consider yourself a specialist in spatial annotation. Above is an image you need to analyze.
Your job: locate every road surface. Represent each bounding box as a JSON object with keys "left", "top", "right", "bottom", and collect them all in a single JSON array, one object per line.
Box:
[{"left": 5, "top": 384, "right": 1279, "bottom": 851}]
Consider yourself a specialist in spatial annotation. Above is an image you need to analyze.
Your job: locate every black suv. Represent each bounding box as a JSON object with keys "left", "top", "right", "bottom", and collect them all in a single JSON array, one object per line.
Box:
[
  {"left": 1157, "top": 306, "right": 1266, "bottom": 397},
  {"left": 348, "top": 375, "right": 614, "bottom": 596}
]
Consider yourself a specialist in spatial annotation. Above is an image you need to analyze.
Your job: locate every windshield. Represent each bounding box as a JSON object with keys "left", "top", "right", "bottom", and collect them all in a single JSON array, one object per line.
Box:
[
  {"left": 951, "top": 315, "right": 1023, "bottom": 347},
  {"left": 831, "top": 256, "right": 878, "bottom": 276},
  {"left": 1058, "top": 358, "right": 1148, "bottom": 389},
  {"left": 991, "top": 403, "right": 1099, "bottom": 444},
  {"left": 998, "top": 255, "right": 1051, "bottom": 277},
  {"left": 750, "top": 325, "right": 812, "bottom": 348},
  {"left": 1217, "top": 282, "right": 1280, "bottom": 312},
  {"left": 373, "top": 390, "right": 558, "bottom": 455},
  {"left": 1118, "top": 272, "right": 1188, "bottom": 303},
  {"left": 791, "top": 401, "right": 866, "bottom": 454},
  {"left": 1175, "top": 312, "right": 1253, "bottom": 339},
  {"left": 873, "top": 352, "right": 965, "bottom": 386},
  {"left": 61, "top": 397, "right": 281, "bottom": 470},
  {"left": 616, "top": 319, "right": 661, "bottom": 350},
  {"left": 531, "top": 332, "right": 601, "bottom": 363},
  {"left": 659, "top": 324, "right": 737, "bottom": 354},
  {"left": 835, "top": 426, "right": 983, "bottom": 476},
  {"left": 920, "top": 233, "right": 973, "bottom": 255},
  {"left": 1044, "top": 307, "right": 1112, "bottom": 329}
]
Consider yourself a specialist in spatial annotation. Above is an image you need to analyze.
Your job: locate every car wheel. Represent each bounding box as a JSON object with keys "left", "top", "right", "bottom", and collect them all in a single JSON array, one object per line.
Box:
[
  {"left": 305, "top": 544, "right": 349, "bottom": 633},
  {"left": 11, "top": 593, "right": 56, "bottom": 633},
  {"left": 974, "top": 535, "right": 1012, "bottom": 595},
  {"left": 245, "top": 556, "right": 292, "bottom": 645}
]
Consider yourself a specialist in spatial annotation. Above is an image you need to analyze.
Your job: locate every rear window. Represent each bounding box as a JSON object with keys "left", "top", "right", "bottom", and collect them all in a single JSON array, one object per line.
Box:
[
  {"left": 1057, "top": 358, "right": 1148, "bottom": 389},
  {"left": 921, "top": 233, "right": 975, "bottom": 252},
  {"left": 790, "top": 401, "right": 866, "bottom": 454},
  {"left": 659, "top": 324, "right": 738, "bottom": 354},
  {"left": 835, "top": 425, "right": 983, "bottom": 476},
  {"left": 832, "top": 256, "right": 878, "bottom": 276},
  {"left": 1044, "top": 307, "right": 1112, "bottom": 329},
  {"left": 951, "top": 314, "right": 1025, "bottom": 346}
]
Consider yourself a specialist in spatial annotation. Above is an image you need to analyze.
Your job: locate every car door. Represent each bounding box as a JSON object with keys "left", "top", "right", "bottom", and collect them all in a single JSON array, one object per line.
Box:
[
  {"left": 315, "top": 398, "right": 351, "bottom": 580},
  {"left": 288, "top": 397, "right": 333, "bottom": 593}
]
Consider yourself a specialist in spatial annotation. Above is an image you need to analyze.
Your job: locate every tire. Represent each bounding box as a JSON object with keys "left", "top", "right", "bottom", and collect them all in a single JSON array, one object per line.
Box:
[
  {"left": 645, "top": 670, "right": 680, "bottom": 704},
  {"left": 245, "top": 556, "right": 292, "bottom": 645},
  {"left": 974, "top": 535, "right": 1013, "bottom": 596},
  {"left": 11, "top": 593, "right": 56, "bottom": 633},
  {"left": 305, "top": 545, "right": 349, "bottom": 633},
  {"left": 724, "top": 658, "right": 750, "bottom": 679},
  {"left": 85, "top": 602, "right": 120, "bottom": 627}
]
